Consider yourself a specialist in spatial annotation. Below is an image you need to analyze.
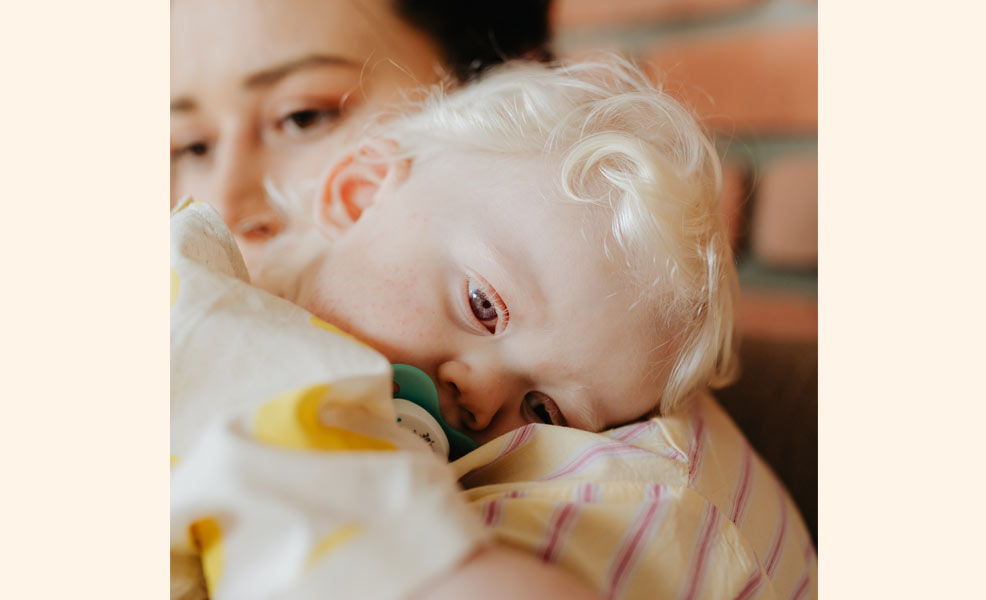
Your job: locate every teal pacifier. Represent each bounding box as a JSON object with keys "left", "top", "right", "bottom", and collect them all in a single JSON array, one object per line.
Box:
[{"left": 392, "top": 364, "right": 478, "bottom": 460}]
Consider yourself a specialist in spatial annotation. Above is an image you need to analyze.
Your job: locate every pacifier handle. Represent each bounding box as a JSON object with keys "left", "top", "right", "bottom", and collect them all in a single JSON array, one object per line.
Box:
[{"left": 392, "top": 364, "right": 478, "bottom": 460}]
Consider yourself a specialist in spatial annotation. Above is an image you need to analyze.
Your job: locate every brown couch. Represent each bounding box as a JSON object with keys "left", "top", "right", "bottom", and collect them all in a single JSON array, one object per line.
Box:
[{"left": 715, "top": 335, "right": 818, "bottom": 544}]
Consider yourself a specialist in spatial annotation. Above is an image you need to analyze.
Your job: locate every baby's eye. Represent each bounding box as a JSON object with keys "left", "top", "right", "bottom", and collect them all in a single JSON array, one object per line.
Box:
[
  {"left": 466, "top": 277, "right": 508, "bottom": 334},
  {"left": 524, "top": 391, "right": 567, "bottom": 426},
  {"left": 276, "top": 107, "right": 341, "bottom": 136}
]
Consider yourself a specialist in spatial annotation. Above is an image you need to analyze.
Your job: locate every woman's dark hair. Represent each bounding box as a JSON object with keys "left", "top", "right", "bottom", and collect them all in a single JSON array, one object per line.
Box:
[{"left": 395, "top": 0, "right": 553, "bottom": 82}]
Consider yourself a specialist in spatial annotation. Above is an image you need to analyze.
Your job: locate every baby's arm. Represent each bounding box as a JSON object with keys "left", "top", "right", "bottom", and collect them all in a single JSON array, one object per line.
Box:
[{"left": 406, "top": 545, "right": 597, "bottom": 600}]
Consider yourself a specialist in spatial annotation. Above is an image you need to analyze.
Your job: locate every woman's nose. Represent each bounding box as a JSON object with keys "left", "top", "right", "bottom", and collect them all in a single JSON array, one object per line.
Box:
[
  {"left": 210, "top": 134, "right": 284, "bottom": 241},
  {"left": 437, "top": 359, "right": 523, "bottom": 431}
]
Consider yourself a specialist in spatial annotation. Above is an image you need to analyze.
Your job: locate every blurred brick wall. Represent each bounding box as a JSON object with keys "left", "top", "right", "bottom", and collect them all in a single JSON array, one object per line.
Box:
[{"left": 552, "top": 0, "right": 817, "bottom": 342}]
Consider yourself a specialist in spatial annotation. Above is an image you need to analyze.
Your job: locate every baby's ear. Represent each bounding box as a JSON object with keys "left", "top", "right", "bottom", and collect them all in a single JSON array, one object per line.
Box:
[{"left": 315, "top": 138, "right": 410, "bottom": 237}]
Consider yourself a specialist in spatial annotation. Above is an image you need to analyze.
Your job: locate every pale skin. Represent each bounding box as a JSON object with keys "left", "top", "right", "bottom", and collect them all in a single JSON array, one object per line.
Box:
[
  {"left": 171, "top": 1, "right": 638, "bottom": 596},
  {"left": 302, "top": 143, "right": 672, "bottom": 446},
  {"left": 171, "top": 0, "right": 446, "bottom": 294}
]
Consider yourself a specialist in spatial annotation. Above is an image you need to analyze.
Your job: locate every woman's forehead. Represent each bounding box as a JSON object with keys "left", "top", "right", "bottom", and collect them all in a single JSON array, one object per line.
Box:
[
  {"left": 171, "top": 0, "right": 411, "bottom": 91},
  {"left": 172, "top": 0, "right": 391, "bottom": 42}
]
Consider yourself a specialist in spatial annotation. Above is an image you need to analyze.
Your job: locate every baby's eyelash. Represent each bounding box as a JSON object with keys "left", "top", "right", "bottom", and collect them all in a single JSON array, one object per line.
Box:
[{"left": 487, "top": 285, "right": 509, "bottom": 326}]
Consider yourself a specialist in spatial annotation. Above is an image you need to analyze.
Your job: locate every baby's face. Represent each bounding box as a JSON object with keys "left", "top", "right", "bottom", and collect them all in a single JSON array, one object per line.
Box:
[{"left": 301, "top": 151, "right": 673, "bottom": 445}]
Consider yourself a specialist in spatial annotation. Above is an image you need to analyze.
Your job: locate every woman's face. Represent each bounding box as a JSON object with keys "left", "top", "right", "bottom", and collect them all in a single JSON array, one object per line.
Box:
[{"left": 171, "top": 0, "right": 445, "bottom": 290}]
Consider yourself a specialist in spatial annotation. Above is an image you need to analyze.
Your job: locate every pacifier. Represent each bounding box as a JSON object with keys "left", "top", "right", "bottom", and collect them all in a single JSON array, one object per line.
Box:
[{"left": 391, "top": 364, "right": 478, "bottom": 461}]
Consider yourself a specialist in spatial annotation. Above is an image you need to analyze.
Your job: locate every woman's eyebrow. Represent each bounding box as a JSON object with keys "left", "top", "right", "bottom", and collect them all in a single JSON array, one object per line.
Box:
[
  {"left": 170, "top": 97, "right": 196, "bottom": 113},
  {"left": 170, "top": 54, "right": 360, "bottom": 113},
  {"left": 242, "top": 54, "right": 361, "bottom": 89}
]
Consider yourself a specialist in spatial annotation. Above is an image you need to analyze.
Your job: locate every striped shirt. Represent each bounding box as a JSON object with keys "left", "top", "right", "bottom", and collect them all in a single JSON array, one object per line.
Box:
[{"left": 452, "top": 392, "right": 817, "bottom": 600}]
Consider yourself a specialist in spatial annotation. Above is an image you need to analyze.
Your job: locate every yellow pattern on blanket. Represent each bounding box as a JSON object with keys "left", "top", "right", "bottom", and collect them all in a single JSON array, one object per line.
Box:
[{"left": 170, "top": 200, "right": 487, "bottom": 600}]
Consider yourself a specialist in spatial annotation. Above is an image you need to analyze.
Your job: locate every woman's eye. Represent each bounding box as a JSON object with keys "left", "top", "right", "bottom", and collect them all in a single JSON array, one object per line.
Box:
[
  {"left": 171, "top": 141, "right": 209, "bottom": 162},
  {"left": 466, "top": 278, "right": 508, "bottom": 334},
  {"left": 524, "top": 392, "right": 567, "bottom": 426},
  {"left": 277, "top": 107, "right": 340, "bottom": 135}
]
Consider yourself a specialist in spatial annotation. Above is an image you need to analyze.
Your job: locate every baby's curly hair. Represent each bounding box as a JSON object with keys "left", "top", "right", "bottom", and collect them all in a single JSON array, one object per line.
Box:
[{"left": 372, "top": 57, "right": 739, "bottom": 415}]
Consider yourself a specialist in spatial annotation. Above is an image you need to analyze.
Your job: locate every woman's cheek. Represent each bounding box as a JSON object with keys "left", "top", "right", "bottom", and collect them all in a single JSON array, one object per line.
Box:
[{"left": 273, "top": 139, "right": 343, "bottom": 189}]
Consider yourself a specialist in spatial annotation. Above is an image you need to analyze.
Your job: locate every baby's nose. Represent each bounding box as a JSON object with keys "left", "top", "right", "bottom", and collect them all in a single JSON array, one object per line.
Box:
[{"left": 437, "top": 360, "right": 520, "bottom": 432}]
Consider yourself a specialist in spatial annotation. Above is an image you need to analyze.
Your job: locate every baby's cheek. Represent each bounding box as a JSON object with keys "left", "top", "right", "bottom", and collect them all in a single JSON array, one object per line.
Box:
[
  {"left": 328, "top": 218, "right": 443, "bottom": 359},
  {"left": 351, "top": 266, "right": 435, "bottom": 356}
]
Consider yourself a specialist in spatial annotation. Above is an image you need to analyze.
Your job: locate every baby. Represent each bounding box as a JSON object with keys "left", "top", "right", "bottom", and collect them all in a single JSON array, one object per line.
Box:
[
  {"left": 171, "top": 58, "right": 744, "bottom": 600},
  {"left": 277, "top": 56, "right": 738, "bottom": 445}
]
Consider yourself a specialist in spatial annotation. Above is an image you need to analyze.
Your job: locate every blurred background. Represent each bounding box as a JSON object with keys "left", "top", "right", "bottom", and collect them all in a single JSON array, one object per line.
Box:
[
  {"left": 550, "top": 0, "right": 818, "bottom": 540},
  {"left": 553, "top": 0, "right": 817, "bottom": 339}
]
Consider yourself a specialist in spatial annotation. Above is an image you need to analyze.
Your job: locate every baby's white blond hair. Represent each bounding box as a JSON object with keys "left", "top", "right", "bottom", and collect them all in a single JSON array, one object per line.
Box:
[{"left": 368, "top": 56, "right": 739, "bottom": 415}]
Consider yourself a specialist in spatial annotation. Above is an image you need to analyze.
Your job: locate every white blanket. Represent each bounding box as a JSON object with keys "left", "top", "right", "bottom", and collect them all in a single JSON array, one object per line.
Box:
[{"left": 170, "top": 198, "right": 486, "bottom": 599}]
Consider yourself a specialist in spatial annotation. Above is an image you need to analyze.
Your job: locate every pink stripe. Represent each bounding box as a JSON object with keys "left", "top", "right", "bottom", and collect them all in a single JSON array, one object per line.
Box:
[
  {"left": 763, "top": 490, "right": 789, "bottom": 577},
  {"left": 482, "top": 490, "right": 528, "bottom": 527},
  {"left": 542, "top": 442, "right": 651, "bottom": 481},
  {"left": 458, "top": 426, "right": 540, "bottom": 483},
  {"left": 663, "top": 447, "right": 688, "bottom": 462},
  {"left": 495, "top": 424, "right": 538, "bottom": 460},
  {"left": 687, "top": 410, "right": 706, "bottom": 487},
  {"left": 612, "top": 420, "right": 656, "bottom": 443},
  {"left": 538, "top": 503, "right": 580, "bottom": 564},
  {"left": 678, "top": 505, "right": 722, "bottom": 600},
  {"left": 482, "top": 500, "right": 501, "bottom": 526},
  {"left": 790, "top": 572, "right": 810, "bottom": 600},
  {"left": 733, "top": 569, "right": 763, "bottom": 600},
  {"left": 728, "top": 444, "right": 754, "bottom": 525},
  {"left": 575, "top": 482, "right": 600, "bottom": 503},
  {"left": 789, "top": 540, "right": 815, "bottom": 600},
  {"left": 803, "top": 539, "right": 816, "bottom": 561},
  {"left": 603, "top": 488, "right": 665, "bottom": 600},
  {"left": 645, "top": 483, "right": 664, "bottom": 501}
]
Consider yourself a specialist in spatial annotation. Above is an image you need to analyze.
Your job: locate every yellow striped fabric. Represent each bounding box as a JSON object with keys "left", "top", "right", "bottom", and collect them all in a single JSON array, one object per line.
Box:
[{"left": 452, "top": 392, "right": 817, "bottom": 600}]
